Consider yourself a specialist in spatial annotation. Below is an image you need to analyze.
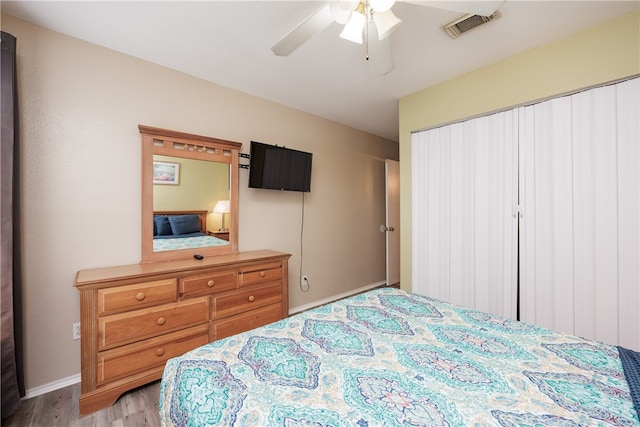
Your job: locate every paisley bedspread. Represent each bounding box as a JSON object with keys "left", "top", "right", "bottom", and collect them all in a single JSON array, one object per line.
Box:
[{"left": 159, "top": 287, "right": 639, "bottom": 426}]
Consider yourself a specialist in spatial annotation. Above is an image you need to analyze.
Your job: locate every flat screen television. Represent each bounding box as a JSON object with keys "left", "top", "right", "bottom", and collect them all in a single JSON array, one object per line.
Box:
[{"left": 249, "top": 141, "right": 312, "bottom": 192}]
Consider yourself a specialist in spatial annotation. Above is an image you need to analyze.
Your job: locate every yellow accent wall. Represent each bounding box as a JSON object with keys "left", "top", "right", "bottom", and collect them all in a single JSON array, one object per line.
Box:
[{"left": 399, "top": 11, "right": 640, "bottom": 291}]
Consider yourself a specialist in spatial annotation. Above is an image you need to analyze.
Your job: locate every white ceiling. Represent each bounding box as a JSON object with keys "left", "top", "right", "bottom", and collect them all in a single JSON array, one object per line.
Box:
[{"left": 2, "top": 1, "right": 638, "bottom": 141}]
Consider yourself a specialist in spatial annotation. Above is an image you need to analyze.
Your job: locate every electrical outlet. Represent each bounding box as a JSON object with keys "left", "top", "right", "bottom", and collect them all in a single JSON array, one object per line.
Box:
[
  {"left": 301, "top": 275, "right": 309, "bottom": 287},
  {"left": 72, "top": 322, "right": 81, "bottom": 340}
]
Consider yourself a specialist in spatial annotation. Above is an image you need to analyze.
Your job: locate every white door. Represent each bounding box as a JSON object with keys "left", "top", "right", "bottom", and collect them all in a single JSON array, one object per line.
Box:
[
  {"left": 519, "top": 78, "right": 640, "bottom": 350},
  {"left": 384, "top": 159, "right": 400, "bottom": 286},
  {"left": 411, "top": 111, "right": 519, "bottom": 319},
  {"left": 411, "top": 78, "right": 639, "bottom": 349}
]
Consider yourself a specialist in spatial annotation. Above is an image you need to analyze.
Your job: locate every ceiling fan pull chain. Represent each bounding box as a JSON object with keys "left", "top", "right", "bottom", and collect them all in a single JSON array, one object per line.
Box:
[{"left": 365, "top": 0, "right": 370, "bottom": 60}]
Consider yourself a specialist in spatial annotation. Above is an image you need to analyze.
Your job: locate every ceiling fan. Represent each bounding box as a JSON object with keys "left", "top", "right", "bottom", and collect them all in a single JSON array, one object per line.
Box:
[{"left": 271, "top": 0, "right": 505, "bottom": 75}]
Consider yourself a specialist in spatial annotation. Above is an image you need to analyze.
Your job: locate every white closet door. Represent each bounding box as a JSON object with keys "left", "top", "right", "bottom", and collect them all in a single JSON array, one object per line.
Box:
[
  {"left": 412, "top": 111, "right": 518, "bottom": 319},
  {"left": 616, "top": 78, "right": 640, "bottom": 351},
  {"left": 519, "top": 96, "right": 576, "bottom": 335},
  {"left": 520, "top": 78, "right": 640, "bottom": 349}
]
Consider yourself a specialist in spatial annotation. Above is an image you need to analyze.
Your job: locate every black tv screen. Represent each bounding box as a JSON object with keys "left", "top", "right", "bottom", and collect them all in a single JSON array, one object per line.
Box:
[{"left": 249, "top": 141, "right": 312, "bottom": 192}]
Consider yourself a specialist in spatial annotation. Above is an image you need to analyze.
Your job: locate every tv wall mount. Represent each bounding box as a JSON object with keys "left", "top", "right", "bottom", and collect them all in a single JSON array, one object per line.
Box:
[{"left": 239, "top": 152, "right": 250, "bottom": 169}]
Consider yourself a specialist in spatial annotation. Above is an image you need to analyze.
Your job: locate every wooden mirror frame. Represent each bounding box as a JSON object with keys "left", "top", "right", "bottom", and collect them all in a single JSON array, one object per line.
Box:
[{"left": 140, "top": 125, "right": 241, "bottom": 262}]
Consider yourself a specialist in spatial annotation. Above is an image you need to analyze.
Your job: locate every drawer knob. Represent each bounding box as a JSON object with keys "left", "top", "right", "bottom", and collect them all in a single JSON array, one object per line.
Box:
[
  {"left": 156, "top": 348, "right": 165, "bottom": 357},
  {"left": 207, "top": 280, "right": 215, "bottom": 287},
  {"left": 156, "top": 317, "right": 166, "bottom": 326},
  {"left": 248, "top": 295, "right": 255, "bottom": 302},
  {"left": 259, "top": 271, "right": 266, "bottom": 278},
  {"left": 136, "top": 292, "right": 145, "bottom": 301}
]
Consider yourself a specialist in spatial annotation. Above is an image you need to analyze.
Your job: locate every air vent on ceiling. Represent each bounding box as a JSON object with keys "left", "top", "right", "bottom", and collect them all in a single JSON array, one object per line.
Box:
[{"left": 444, "top": 11, "right": 501, "bottom": 39}]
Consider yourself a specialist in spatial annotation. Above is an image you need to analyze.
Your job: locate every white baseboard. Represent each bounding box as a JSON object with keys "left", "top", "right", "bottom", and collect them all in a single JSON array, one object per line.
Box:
[
  {"left": 24, "top": 373, "right": 80, "bottom": 400},
  {"left": 23, "top": 282, "right": 386, "bottom": 400},
  {"left": 289, "top": 281, "right": 387, "bottom": 315}
]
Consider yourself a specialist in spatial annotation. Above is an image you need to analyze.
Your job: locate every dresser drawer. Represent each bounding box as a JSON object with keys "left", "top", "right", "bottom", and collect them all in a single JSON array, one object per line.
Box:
[
  {"left": 213, "top": 303, "right": 282, "bottom": 340},
  {"left": 212, "top": 282, "right": 282, "bottom": 320},
  {"left": 98, "top": 279, "right": 177, "bottom": 316},
  {"left": 96, "top": 324, "right": 209, "bottom": 385},
  {"left": 238, "top": 262, "right": 282, "bottom": 288},
  {"left": 179, "top": 270, "right": 236, "bottom": 297},
  {"left": 98, "top": 297, "right": 209, "bottom": 350}
]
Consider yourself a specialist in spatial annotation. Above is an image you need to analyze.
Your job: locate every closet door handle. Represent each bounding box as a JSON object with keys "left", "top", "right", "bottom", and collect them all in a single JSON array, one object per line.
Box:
[{"left": 514, "top": 205, "right": 524, "bottom": 219}]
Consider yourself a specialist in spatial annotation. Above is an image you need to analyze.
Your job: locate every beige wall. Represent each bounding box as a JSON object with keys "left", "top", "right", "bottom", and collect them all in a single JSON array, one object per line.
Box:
[
  {"left": 399, "top": 11, "right": 640, "bottom": 291},
  {"left": 1, "top": 15, "right": 398, "bottom": 393}
]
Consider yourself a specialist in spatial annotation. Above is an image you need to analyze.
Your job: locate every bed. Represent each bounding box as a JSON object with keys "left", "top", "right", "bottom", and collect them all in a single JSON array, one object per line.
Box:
[
  {"left": 159, "top": 287, "right": 640, "bottom": 426},
  {"left": 153, "top": 210, "right": 229, "bottom": 252}
]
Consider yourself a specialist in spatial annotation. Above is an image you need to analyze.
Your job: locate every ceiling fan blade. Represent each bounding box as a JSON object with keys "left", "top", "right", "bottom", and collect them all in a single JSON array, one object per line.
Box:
[
  {"left": 368, "top": 22, "right": 393, "bottom": 76},
  {"left": 404, "top": 1, "right": 505, "bottom": 17},
  {"left": 271, "top": 4, "right": 334, "bottom": 56}
]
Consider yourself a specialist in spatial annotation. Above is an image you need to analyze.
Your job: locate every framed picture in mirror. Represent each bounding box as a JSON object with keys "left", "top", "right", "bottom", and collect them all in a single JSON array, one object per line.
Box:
[{"left": 153, "top": 161, "right": 180, "bottom": 185}]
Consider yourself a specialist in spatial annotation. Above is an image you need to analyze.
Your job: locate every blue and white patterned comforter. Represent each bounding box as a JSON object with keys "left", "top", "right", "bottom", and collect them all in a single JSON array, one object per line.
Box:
[
  {"left": 159, "top": 288, "right": 639, "bottom": 426},
  {"left": 153, "top": 235, "right": 229, "bottom": 252}
]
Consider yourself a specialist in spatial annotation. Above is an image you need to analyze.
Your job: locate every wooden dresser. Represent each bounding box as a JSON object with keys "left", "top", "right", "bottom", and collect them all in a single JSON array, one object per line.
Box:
[{"left": 74, "top": 250, "right": 290, "bottom": 415}]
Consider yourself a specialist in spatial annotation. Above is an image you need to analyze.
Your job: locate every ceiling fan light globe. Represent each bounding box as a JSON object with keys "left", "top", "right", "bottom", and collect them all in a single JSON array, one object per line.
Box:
[
  {"left": 329, "top": 0, "right": 357, "bottom": 24},
  {"left": 373, "top": 9, "right": 401, "bottom": 40},
  {"left": 370, "top": 0, "right": 396, "bottom": 12},
  {"left": 339, "top": 11, "right": 365, "bottom": 44}
]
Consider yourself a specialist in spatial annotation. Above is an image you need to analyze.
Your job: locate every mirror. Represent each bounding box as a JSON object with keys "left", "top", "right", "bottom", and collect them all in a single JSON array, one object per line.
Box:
[
  {"left": 140, "top": 125, "right": 241, "bottom": 262},
  {"left": 153, "top": 154, "right": 230, "bottom": 247}
]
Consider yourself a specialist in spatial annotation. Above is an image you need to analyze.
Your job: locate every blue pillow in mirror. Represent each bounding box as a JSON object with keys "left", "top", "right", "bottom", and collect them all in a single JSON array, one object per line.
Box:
[
  {"left": 154, "top": 215, "right": 173, "bottom": 235},
  {"left": 168, "top": 214, "right": 201, "bottom": 235}
]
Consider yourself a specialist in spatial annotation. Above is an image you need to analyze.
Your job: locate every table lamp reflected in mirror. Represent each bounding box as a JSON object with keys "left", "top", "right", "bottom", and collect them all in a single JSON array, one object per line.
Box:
[{"left": 213, "top": 200, "right": 230, "bottom": 231}]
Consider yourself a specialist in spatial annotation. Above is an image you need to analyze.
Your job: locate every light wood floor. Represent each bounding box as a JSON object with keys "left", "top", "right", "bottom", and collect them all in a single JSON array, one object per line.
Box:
[{"left": 2, "top": 380, "right": 160, "bottom": 427}]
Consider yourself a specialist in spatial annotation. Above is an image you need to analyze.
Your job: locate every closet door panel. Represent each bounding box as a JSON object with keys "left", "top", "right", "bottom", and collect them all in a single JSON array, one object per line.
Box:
[
  {"left": 411, "top": 132, "right": 428, "bottom": 297},
  {"left": 411, "top": 111, "right": 517, "bottom": 319},
  {"left": 571, "top": 94, "right": 597, "bottom": 341},
  {"left": 520, "top": 97, "right": 575, "bottom": 334},
  {"left": 548, "top": 100, "right": 575, "bottom": 334},
  {"left": 427, "top": 126, "right": 452, "bottom": 300},
  {"left": 413, "top": 127, "right": 438, "bottom": 298},
  {"left": 521, "top": 79, "right": 639, "bottom": 349},
  {"left": 474, "top": 118, "right": 491, "bottom": 312},
  {"left": 449, "top": 122, "right": 477, "bottom": 309},
  {"left": 593, "top": 87, "right": 620, "bottom": 346},
  {"left": 412, "top": 128, "right": 451, "bottom": 300},
  {"left": 572, "top": 87, "right": 620, "bottom": 345},
  {"left": 473, "top": 112, "right": 517, "bottom": 317},
  {"left": 519, "top": 111, "right": 536, "bottom": 326},
  {"left": 542, "top": 97, "right": 575, "bottom": 335},
  {"left": 616, "top": 78, "right": 640, "bottom": 350}
]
